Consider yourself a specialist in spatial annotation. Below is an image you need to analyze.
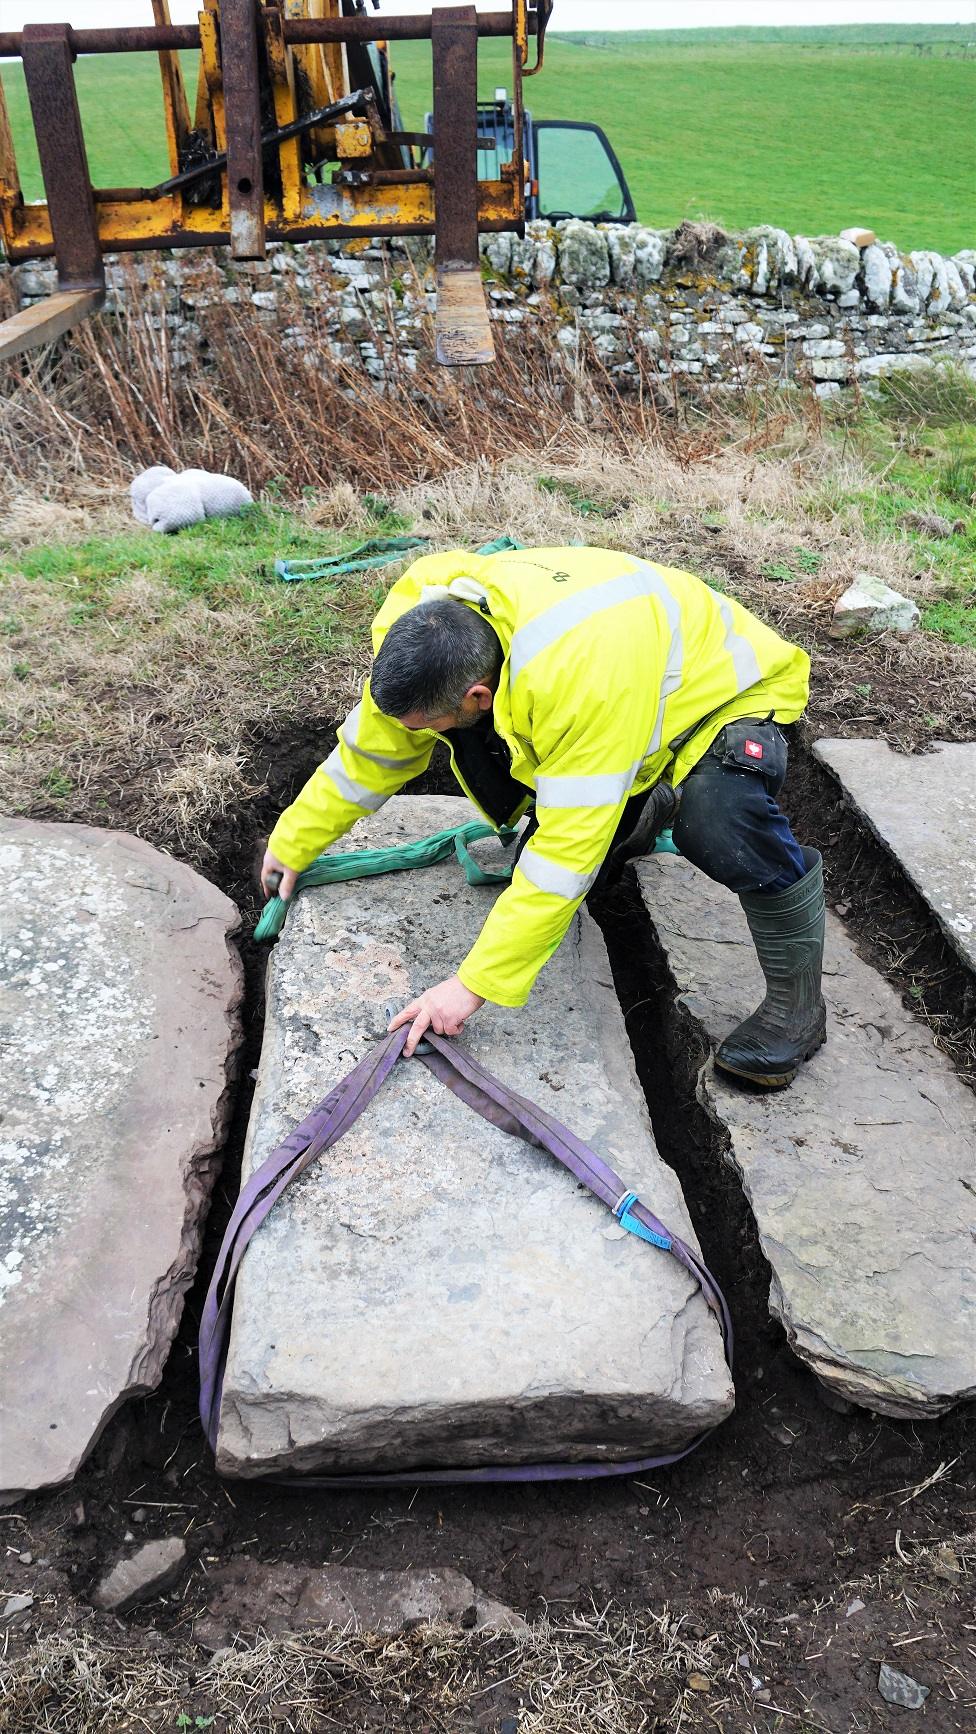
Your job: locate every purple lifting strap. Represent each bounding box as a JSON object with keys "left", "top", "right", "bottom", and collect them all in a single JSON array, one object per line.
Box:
[{"left": 199, "top": 1028, "right": 733, "bottom": 1485}]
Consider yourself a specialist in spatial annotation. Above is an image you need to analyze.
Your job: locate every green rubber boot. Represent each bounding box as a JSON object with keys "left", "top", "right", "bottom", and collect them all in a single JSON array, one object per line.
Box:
[{"left": 714, "top": 846, "right": 827, "bottom": 1089}]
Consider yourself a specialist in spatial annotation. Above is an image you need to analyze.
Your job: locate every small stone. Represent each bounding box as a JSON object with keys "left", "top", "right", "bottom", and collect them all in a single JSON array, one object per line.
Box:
[
  {"left": 862, "top": 244, "right": 893, "bottom": 310},
  {"left": 878, "top": 1664, "right": 929, "bottom": 1709},
  {"left": 754, "top": 1689, "right": 772, "bottom": 1703},
  {"left": 69, "top": 1501, "right": 88, "bottom": 1530},
  {"left": 930, "top": 1543, "right": 961, "bottom": 1580},
  {"left": 766, "top": 1422, "right": 797, "bottom": 1447},
  {"left": 93, "top": 1537, "right": 188, "bottom": 1613},
  {"left": 840, "top": 227, "right": 877, "bottom": 249},
  {"left": 1, "top": 1594, "right": 34, "bottom": 1622},
  {"left": 830, "top": 573, "right": 920, "bottom": 637},
  {"left": 810, "top": 236, "right": 861, "bottom": 296},
  {"left": 556, "top": 220, "right": 610, "bottom": 292},
  {"left": 899, "top": 511, "right": 960, "bottom": 539},
  {"left": 18, "top": 1551, "right": 33, "bottom": 1565},
  {"left": 686, "top": 1674, "right": 712, "bottom": 1693},
  {"left": 846, "top": 1598, "right": 866, "bottom": 1617},
  {"left": 132, "top": 1507, "right": 147, "bottom": 1524}
]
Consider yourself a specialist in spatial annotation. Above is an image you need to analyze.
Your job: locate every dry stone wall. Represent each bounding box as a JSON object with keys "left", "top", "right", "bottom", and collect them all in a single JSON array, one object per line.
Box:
[{"left": 6, "top": 219, "right": 975, "bottom": 395}]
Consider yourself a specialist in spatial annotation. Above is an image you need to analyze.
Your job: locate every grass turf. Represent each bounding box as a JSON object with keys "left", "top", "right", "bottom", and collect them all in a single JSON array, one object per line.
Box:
[
  {"left": 2, "top": 379, "right": 973, "bottom": 853},
  {"left": 1, "top": 25, "right": 973, "bottom": 253}
]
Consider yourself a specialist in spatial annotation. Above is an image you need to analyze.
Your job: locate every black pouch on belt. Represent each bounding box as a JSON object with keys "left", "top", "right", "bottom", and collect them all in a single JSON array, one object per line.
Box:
[{"left": 711, "top": 716, "right": 789, "bottom": 786}]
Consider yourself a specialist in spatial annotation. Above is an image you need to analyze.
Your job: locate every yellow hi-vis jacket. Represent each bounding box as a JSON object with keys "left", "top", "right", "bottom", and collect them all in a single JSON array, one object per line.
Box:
[{"left": 268, "top": 546, "right": 810, "bottom": 1007}]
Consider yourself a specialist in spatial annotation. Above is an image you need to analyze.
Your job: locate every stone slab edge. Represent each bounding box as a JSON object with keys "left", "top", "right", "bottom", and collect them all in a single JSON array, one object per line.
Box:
[
  {"left": 812, "top": 737, "right": 976, "bottom": 977},
  {"left": 0, "top": 820, "right": 244, "bottom": 1501},
  {"left": 633, "top": 852, "right": 976, "bottom": 1419}
]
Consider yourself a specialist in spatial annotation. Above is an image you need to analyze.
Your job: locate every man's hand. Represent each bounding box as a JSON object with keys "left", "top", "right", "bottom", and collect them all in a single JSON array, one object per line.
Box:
[
  {"left": 260, "top": 848, "right": 299, "bottom": 902},
  {"left": 388, "top": 976, "right": 485, "bottom": 1057}
]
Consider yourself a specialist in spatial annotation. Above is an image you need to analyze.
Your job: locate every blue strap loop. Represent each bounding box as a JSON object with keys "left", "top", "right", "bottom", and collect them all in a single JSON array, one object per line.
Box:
[{"left": 614, "top": 1190, "right": 672, "bottom": 1250}]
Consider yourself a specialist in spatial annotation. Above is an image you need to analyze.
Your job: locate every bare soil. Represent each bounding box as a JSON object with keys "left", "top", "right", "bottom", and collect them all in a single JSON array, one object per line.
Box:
[{"left": 2, "top": 719, "right": 974, "bottom": 1734}]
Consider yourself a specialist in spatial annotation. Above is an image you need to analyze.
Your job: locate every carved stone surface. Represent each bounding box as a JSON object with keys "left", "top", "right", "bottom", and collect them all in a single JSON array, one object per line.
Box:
[
  {"left": 217, "top": 798, "right": 732, "bottom": 1477},
  {"left": 634, "top": 852, "right": 976, "bottom": 1418},
  {"left": 0, "top": 819, "right": 242, "bottom": 1499}
]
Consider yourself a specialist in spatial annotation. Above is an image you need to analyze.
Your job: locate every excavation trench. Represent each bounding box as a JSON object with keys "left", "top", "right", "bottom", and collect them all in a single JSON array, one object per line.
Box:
[{"left": 15, "top": 723, "right": 975, "bottom": 1639}]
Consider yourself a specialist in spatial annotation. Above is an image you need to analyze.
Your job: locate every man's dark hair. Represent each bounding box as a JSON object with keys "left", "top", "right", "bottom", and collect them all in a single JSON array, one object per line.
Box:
[{"left": 370, "top": 597, "right": 502, "bottom": 720}]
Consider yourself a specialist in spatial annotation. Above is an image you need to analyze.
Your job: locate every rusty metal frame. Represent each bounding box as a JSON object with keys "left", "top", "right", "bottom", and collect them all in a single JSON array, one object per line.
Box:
[
  {"left": 430, "top": 4, "right": 493, "bottom": 364},
  {"left": 0, "top": 11, "right": 540, "bottom": 56},
  {"left": 221, "top": 0, "right": 266, "bottom": 258},
  {"left": 20, "top": 23, "right": 104, "bottom": 292},
  {"left": 0, "top": 4, "right": 541, "bottom": 363}
]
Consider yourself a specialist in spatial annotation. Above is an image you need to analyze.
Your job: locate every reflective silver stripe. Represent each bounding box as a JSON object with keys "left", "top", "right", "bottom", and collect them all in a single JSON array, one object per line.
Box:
[
  {"left": 717, "top": 595, "right": 762, "bottom": 691},
  {"left": 340, "top": 703, "right": 428, "bottom": 772},
  {"left": 509, "top": 566, "right": 656, "bottom": 685},
  {"left": 321, "top": 748, "right": 389, "bottom": 812},
  {"left": 645, "top": 625, "right": 684, "bottom": 757},
  {"left": 536, "top": 764, "right": 644, "bottom": 808},
  {"left": 630, "top": 559, "right": 684, "bottom": 760},
  {"left": 517, "top": 850, "right": 597, "bottom": 900}
]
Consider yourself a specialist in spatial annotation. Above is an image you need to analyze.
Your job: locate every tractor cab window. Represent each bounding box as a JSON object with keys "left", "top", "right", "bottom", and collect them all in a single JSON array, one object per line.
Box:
[{"left": 534, "top": 122, "right": 635, "bottom": 224}]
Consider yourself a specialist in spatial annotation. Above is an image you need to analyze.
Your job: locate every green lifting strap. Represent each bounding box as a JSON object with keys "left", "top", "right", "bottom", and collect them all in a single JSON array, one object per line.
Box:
[
  {"left": 255, "top": 822, "right": 519, "bottom": 942},
  {"left": 272, "top": 532, "right": 526, "bottom": 583},
  {"left": 274, "top": 536, "right": 431, "bottom": 582}
]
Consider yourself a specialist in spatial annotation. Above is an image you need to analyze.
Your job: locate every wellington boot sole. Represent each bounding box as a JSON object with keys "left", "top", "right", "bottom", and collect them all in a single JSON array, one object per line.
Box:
[{"left": 714, "top": 1025, "right": 826, "bottom": 1090}]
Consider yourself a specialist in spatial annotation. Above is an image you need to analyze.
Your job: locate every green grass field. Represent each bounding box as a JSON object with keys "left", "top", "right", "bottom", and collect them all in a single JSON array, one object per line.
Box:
[{"left": 2, "top": 23, "right": 973, "bottom": 251}]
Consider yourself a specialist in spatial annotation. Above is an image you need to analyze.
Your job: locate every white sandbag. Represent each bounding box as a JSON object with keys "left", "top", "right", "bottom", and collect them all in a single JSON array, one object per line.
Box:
[
  {"left": 181, "top": 470, "right": 254, "bottom": 518},
  {"left": 145, "top": 475, "right": 207, "bottom": 534},
  {"left": 131, "top": 465, "right": 176, "bottom": 526}
]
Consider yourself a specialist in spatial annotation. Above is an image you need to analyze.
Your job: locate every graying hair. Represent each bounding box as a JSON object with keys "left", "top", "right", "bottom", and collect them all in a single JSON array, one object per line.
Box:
[{"left": 370, "top": 597, "right": 501, "bottom": 720}]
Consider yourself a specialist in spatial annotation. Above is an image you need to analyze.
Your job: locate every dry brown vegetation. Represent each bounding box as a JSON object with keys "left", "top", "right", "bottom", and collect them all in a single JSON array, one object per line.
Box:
[
  {"left": 3, "top": 1528, "right": 973, "bottom": 1733},
  {"left": 1, "top": 265, "right": 973, "bottom": 869}
]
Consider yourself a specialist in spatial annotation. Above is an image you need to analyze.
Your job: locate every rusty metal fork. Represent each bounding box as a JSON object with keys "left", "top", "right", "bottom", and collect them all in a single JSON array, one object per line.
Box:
[{"left": 430, "top": 5, "right": 494, "bottom": 368}]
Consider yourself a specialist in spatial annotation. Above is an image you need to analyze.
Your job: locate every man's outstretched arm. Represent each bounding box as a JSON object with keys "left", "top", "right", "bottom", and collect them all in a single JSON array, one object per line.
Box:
[{"left": 261, "top": 686, "right": 434, "bottom": 897}]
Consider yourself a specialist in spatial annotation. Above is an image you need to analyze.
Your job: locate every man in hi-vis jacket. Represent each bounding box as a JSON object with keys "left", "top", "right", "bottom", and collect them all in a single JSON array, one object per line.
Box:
[{"left": 262, "top": 545, "right": 823, "bottom": 1087}]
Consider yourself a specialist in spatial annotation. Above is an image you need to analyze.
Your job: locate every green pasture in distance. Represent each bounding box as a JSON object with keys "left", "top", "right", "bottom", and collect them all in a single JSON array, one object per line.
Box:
[{"left": 1, "top": 24, "right": 973, "bottom": 253}]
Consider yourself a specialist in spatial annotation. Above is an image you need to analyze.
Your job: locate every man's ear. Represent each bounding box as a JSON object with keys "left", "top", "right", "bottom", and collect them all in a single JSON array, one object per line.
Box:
[{"left": 467, "top": 683, "right": 495, "bottom": 713}]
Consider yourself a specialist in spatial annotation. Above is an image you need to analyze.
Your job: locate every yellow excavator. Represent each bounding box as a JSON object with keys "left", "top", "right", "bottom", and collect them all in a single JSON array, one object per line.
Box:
[{"left": 0, "top": 0, "right": 553, "bottom": 366}]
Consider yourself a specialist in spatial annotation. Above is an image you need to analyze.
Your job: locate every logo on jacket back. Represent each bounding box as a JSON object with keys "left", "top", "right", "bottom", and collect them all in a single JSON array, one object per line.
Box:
[{"left": 744, "top": 739, "right": 764, "bottom": 760}]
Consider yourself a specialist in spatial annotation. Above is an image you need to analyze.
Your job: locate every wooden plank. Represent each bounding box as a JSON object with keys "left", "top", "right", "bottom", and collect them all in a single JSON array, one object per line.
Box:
[{"left": 0, "top": 288, "right": 104, "bottom": 362}]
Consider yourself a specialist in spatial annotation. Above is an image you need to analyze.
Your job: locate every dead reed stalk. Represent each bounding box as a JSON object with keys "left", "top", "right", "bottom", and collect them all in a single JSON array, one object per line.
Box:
[{"left": 0, "top": 259, "right": 821, "bottom": 506}]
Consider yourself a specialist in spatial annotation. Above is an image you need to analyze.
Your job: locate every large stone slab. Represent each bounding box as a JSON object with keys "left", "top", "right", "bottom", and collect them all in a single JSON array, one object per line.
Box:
[
  {"left": 813, "top": 738, "right": 976, "bottom": 976},
  {"left": 218, "top": 797, "right": 732, "bottom": 1476},
  {"left": 634, "top": 853, "right": 976, "bottom": 1418},
  {"left": 0, "top": 820, "right": 242, "bottom": 1499}
]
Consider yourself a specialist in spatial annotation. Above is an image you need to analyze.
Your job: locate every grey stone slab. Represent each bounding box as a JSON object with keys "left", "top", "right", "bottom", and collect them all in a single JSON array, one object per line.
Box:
[
  {"left": 218, "top": 797, "right": 732, "bottom": 1477},
  {"left": 0, "top": 820, "right": 242, "bottom": 1499},
  {"left": 813, "top": 737, "right": 976, "bottom": 976},
  {"left": 194, "top": 1562, "right": 523, "bottom": 1648},
  {"left": 634, "top": 853, "right": 976, "bottom": 1418}
]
